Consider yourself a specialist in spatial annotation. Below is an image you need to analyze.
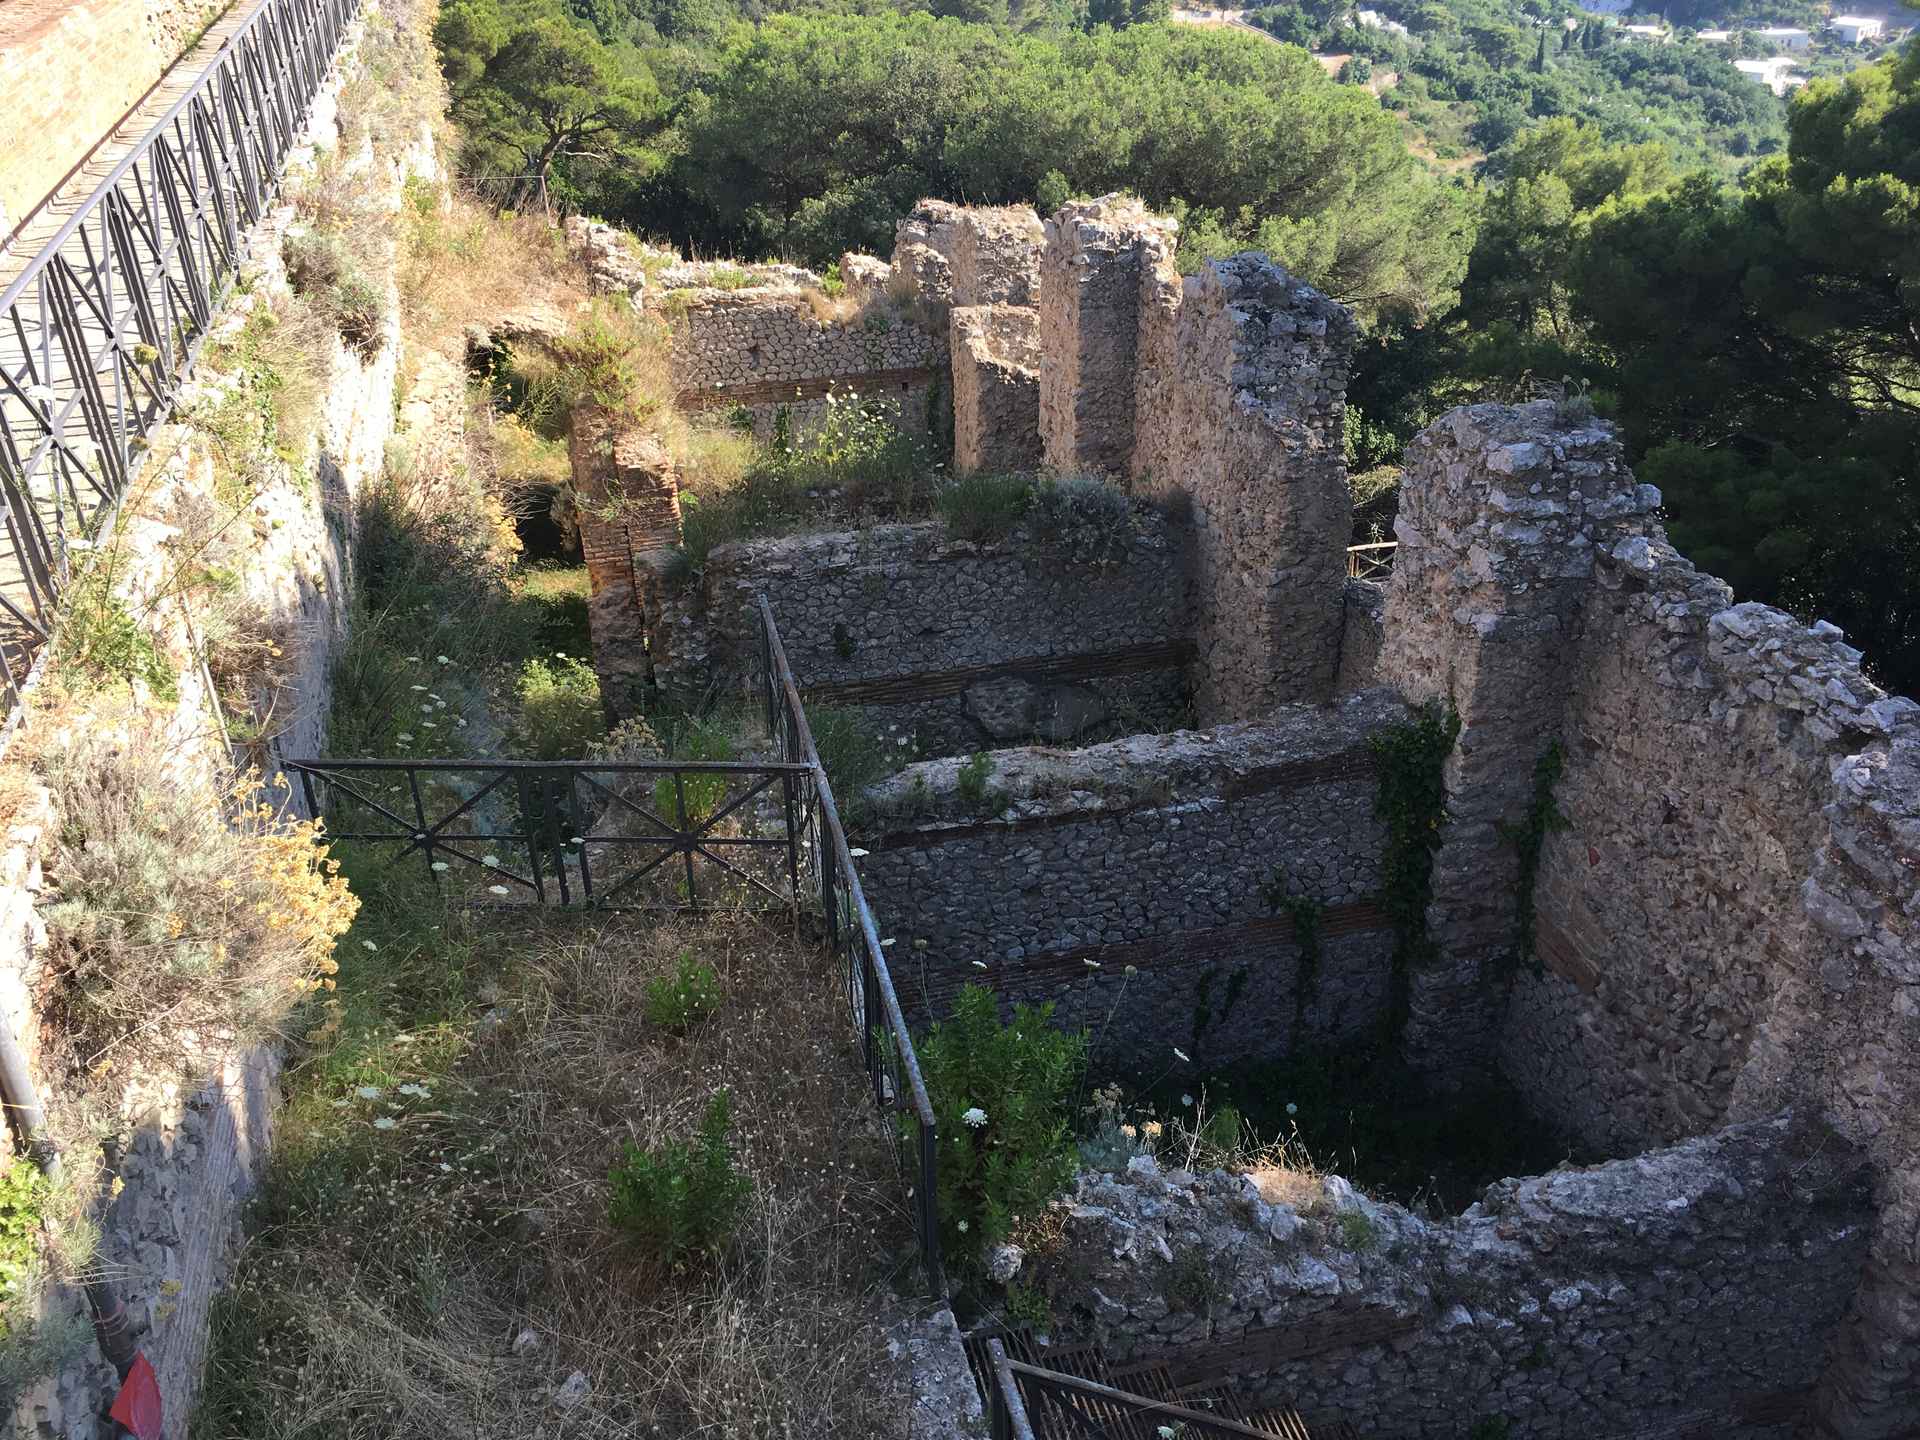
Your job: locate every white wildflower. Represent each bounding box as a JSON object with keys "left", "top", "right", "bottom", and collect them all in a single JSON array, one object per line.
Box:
[
  {"left": 1173, "top": 1047, "right": 1190, "bottom": 1063},
  {"left": 956, "top": 1219, "right": 969, "bottom": 1233},
  {"left": 848, "top": 847, "right": 869, "bottom": 858},
  {"left": 1180, "top": 1093, "right": 1193, "bottom": 1107},
  {"left": 1286, "top": 1103, "right": 1298, "bottom": 1116},
  {"left": 435, "top": 655, "right": 451, "bottom": 664},
  {"left": 482, "top": 854, "right": 501, "bottom": 867},
  {"left": 971, "top": 960, "right": 989, "bottom": 970},
  {"left": 372, "top": 1117, "right": 397, "bottom": 1131},
  {"left": 356, "top": 1086, "right": 382, "bottom": 1100},
  {"left": 1083, "top": 958, "right": 1101, "bottom": 969},
  {"left": 961, "top": 1107, "right": 988, "bottom": 1128},
  {"left": 488, "top": 884, "right": 510, "bottom": 896},
  {"left": 431, "top": 861, "right": 449, "bottom": 872},
  {"left": 397, "top": 1083, "right": 430, "bottom": 1098},
  {"left": 361, "top": 940, "right": 378, "bottom": 952}
]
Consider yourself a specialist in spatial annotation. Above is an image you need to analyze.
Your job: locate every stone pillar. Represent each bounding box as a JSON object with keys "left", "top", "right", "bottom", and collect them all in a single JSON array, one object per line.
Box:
[
  {"left": 1038, "top": 196, "right": 1177, "bottom": 477},
  {"left": 1152, "top": 255, "right": 1357, "bottom": 719},
  {"left": 1376, "top": 402, "right": 1660, "bottom": 1082},
  {"left": 567, "top": 403, "right": 681, "bottom": 717},
  {"left": 950, "top": 304, "right": 1041, "bottom": 475},
  {"left": 950, "top": 206, "right": 1044, "bottom": 308}
]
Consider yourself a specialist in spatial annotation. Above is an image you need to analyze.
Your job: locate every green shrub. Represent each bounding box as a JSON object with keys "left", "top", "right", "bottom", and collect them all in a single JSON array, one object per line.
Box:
[
  {"left": 956, "top": 751, "right": 996, "bottom": 813},
  {"left": 1028, "top": 477, "right": 1135, "bottom": 566},
  {"left": 283, "top": 228, "right": 390, "bottom": 361},
  {"left": 936, "top": 473, "right": 1033, "bottom": 543},
  {"left": 38, "top": 722, "right": 358, "bottom": 1068},
  {"left": 608, "top": 1091, "right": 751, "bottom": 1264},
  {"left": 644, "top": 951, "right": 724, "bottom": 1031},
  {"left": 805, "top": 706, "right": 897, "bottom": 825},
  {"left": 653, "top": 717, "right": 737, "bottom": 827},
  {"left": 0, "top": 1157, "right": 47, "bottom": 1334},
  {"left": 509, "top": 654, "right": 607, "bottom": 761},
  {"left": 913, "top": 986, "right": 1085, "bottom": 1265},
  {"left": 784, "top": 391, "right": 921, "bottom": 511},
  {"left": 50, "top": 571, "right": 176, "bottom": 699}
]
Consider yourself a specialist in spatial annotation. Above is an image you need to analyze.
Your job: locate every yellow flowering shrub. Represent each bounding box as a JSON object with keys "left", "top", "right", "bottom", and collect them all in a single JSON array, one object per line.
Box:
[{"left": 37, "top": 719, "right": 358, "bottom": 1067}]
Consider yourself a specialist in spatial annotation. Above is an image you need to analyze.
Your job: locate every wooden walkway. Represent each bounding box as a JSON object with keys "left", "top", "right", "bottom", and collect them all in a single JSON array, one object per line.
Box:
[
  {"left": 0, "top": 0, "right": 265, "bottom": 274},
  {"left": 0, "top": 0, "right": 345, "bottom": 700}
]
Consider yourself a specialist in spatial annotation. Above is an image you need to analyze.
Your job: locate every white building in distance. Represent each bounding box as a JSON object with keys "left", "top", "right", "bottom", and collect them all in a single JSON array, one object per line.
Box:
[
  {"left": 1757, "top": 25, "right": 1812, "bottom": 49},
  {"left": 1623, "top": 22, "right": 1671, "bottom": 40},
  {"left": 1829, "top": 15, "right": 1883, "bottom": 43},
  {"left": 1735, "top": 55, "right": 1803, "bottom": 94}
]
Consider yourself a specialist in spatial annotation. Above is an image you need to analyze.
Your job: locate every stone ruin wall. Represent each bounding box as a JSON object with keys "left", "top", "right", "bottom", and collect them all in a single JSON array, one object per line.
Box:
[
  {"left": 1142, "top": 255, "right": 1357, "bottom": 720},
  {"left": 665, "top": 285, "right": 944, "bottom": 442},
  {"left": 699, "top": 517, "right": 1193, "bottom": 752},
  {"left": 1027, "top": 1112, "right": 1871, "bottom": 1439},
  {"left": 1488, "top": 537, "right": 1920, "bottom": 1435},
  {"left": 855, "top": 691, "right": 1403, "bottom": 1073},
  {"left": 1373, "top": 404, "right": 1662, "bottom": 1085},
  {"left": 1032, "top": 197, "right": 1358, "bottom": 720},
  {"left": 951, "top": 304, "right": 1041, "bottom": 476}
]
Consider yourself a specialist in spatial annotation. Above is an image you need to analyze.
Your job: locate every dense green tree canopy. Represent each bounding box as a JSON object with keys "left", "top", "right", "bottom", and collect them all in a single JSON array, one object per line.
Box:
[
  {"left": 669, "top": 14, "right": 1473, "bottom": 320},
  {"left": 1569, "top": 48, "right": 1920, "bottom": 688}
]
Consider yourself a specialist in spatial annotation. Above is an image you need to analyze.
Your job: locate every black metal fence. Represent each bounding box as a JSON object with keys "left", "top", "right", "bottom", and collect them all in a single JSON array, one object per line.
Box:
[
  {"left": 0, "top": 0, "right": 362, "bottom": 708},
  {"left": 757, "top": 595, "right": 945, "bottom": 1296},
  {"left": 985, "top": 1341, "right": 1314, "bottom": 1440},
  {"left": 286, "top": 600, "right": 945, "bottom": 1293},
  {"left": 281, "top": 756, "right": 811, "bottom": 910}
]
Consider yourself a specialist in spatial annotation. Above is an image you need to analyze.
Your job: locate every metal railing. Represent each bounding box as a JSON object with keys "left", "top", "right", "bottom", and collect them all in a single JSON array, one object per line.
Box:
[
  {"left": 281, "top": 757, "right": 811, "bottom": 910},
  {"left": 1346, "top": 541, "right": 1397, "bottom": 581},
  {"left": 985, "top": 1342, "right": 1307, "bottom": 1440},
  {"left": 758, "top": 594, "right": 945, "bottom": 1296},
  {"left": 0, "top": 0, "right": 362, "bottom": 708}
]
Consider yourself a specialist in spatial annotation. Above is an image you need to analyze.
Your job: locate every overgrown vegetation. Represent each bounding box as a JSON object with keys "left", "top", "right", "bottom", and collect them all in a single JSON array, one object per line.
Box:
[
  {"left": 509, "top": 653, "right": 608, "bottom": 761},
  {"left": 934, "top": 471, "right": 1033, "bottom": 542},
  {"left": 914, "top": 986, "right": 1086, "bottom": 1270},
  {"left": 643, "top": 950, "right": 725, "bottom": 1031},
  {"left": 1369, "top": 699, "right": 1460, "bottom": 1037},
  {"left": 607, "top": 1089, "right": 752, "bottom": 1265},
  {"left": 35, "top": 721, "right": 357, "bottom": 1072}
]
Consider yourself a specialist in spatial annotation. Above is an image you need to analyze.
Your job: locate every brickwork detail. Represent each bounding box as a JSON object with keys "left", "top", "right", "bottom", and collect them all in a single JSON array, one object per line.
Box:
[
  {"left": 567, "top": 404, "right": 679, "bottom": 717},
  {"left": 856, "top": 692, "right": 1405, "bottom": 1070}
]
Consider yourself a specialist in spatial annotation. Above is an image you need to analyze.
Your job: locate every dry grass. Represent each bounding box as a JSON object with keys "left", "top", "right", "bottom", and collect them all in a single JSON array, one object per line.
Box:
[
  {"left": 197, "top": 911, "right": 916, "bottom": 1440},
  {"left": 400, "top": 190, "right": 582, "bottom": 362},
  {"left": 29, "top": 706, "right": 357, "bottom": 1078}
]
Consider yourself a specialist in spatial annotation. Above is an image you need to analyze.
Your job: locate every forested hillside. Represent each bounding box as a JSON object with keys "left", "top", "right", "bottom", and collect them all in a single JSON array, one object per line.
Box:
[{"left": 430, "top": 0, "right": 1920, "bottom": 689}]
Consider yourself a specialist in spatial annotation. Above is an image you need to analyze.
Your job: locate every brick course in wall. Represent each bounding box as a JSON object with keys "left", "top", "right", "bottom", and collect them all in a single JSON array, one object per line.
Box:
[
  {"left": 701, "top": 518, "right": 1193, "bottom": 752},
  {"left": 855, "top": 691, "right": 1405, "bottom": 1072},
  {"left": 0, "top": 0, "right": 220, "bottom": 234}
]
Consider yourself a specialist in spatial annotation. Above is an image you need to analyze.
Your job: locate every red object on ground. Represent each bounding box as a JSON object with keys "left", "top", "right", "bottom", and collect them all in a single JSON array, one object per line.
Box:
[{"left": 108, "top": 1353, "right": 163, "bottom": 1440}]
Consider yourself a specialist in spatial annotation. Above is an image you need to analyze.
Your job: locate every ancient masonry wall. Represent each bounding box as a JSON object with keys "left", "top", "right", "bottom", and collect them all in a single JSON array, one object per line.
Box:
[
  {"left": 1372, "top": 403, "right": 1660, "bottom": 1085},
  {"left": 1335, "top": 579, "right": 1387, "bottom": 695},
  {"left": 855, "top": 691, "right": 1404, "bottom": 1072},
  {"left": 567, "top": 404, "right": 680, "bottom": 718},
  {"left": 1038, "top": 198, "right": 1177, "bottom": 477},
  {"left": 666, "top": 286, "right": 943, "bottom": 440},
  {"left": 1027, "top": 1113, "right": 1871, "bottom": 1440},
  {"left": 951, "top": 304, "right": 1041, "bottom": 476},
  {"left": 1493, "top": 534, "right": 1920, "bottom": 1436},
  {"left": 702, "top": 518, "right": 1193, "bottom": 752},
  {"left": 0, "top": 0, "right": 219, "bottom": 237},
  {"left": 1143, "top": 256, "right": 1357, "bottom": 720},
  {"left": 1, "top": 24, "right": 442, "bottom": 1436}
]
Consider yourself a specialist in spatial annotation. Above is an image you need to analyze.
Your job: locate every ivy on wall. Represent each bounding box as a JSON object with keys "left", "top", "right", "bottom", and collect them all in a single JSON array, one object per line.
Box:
[
  {"left": 1501, "top": 742, "right": 1567, "bottom": 977},
  {"left": 1368, "top": 700, "right": 1460, "bottom": 1037}
]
